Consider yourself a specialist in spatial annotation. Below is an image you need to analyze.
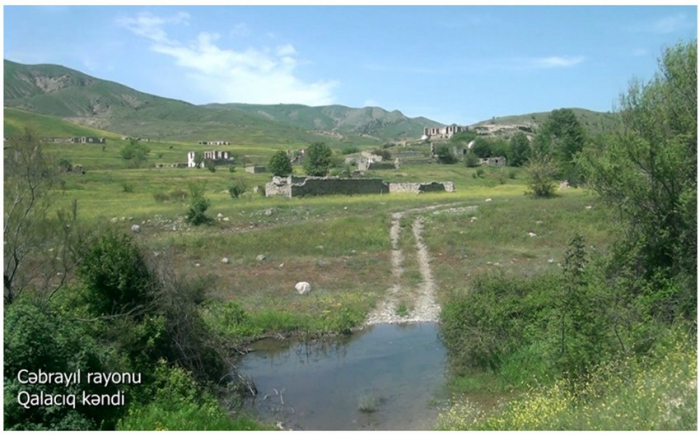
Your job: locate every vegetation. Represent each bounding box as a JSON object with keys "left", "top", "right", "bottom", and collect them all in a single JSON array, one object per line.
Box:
[
  {"left": 184, "top": 183, "right": 212, "bottom": 225},
  {"left": 303, "top": 141, "right": 333, "bottom": 176},
  {"left": 435, "top": 144, "right": 457, "bottom": 164},
  {"left": 438, "top": 40, "right": 697, "bottom": 431},
  {"left": 268, "top": 150, "right": 293, "bottom": 177}
]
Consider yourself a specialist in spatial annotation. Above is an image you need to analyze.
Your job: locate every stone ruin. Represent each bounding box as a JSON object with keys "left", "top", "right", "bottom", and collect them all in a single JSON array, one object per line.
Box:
[{"left": 265, "top": 175, "right": 455, "bottom": 198}]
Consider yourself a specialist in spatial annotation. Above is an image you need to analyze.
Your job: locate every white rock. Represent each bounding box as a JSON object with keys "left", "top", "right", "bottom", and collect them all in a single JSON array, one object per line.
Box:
[
  {"left": 223, "top": 217, "right": 230, "bottom": 222},
  {"left": 528, "top": 232, "right": 537, "bottom": 237},
  {"left": 295, "top": 281, "right": 312, "bottom": 295},
  {"left": 256, "top": 254, "right": 266, "bottom": 262},
  {"left": 485, "top": 198, "right": 492, "bottom": 202},
  {"left": 195, "top": 263, "right": 201, "bottom": 267},
  {"left": 279, "top": 263, "right": 285, "bottom": 268},
  {"left": 221, "top": 257, "right": 230, "bottom": 264},
  {"left": 264, "top": 209, "right": 275, "bottom": 216},
  {"left": 217, "top": 213, "right": 224, "bottom": 219},
  {"left": 110, "top": 217, "right": 118, "bottom": 223},
  {"left": 586, "top": 205, "right": 593, "bottom": 210},
  {"left": 548, "top": 258, "right": 554, "bottom": 263},
  {"left": 131, "top": 224, "right": 141, "bottom": 233}
]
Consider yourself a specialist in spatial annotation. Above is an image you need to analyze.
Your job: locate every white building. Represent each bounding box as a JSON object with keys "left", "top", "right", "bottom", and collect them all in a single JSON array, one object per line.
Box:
[{"left": 187, "top": 150, "right": 232, "bottom": 168}]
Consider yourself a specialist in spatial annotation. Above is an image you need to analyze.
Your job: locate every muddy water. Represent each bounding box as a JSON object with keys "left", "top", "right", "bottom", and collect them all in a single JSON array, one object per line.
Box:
[{"left": 237, "top": 322, "right": 447, "bottom": 430}]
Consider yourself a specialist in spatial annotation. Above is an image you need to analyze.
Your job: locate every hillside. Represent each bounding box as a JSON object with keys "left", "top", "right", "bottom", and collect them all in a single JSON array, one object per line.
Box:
[
  {"left": 4, "top": 60, "right": 440, "bottom": 144},
  {"left": 473, "top": 108, "right": 621, "bottom": 137},
  {"left": 209, "top": 103, "right": 443, "bottom": 140},
  {"left": 3, "top": 107, "right": 120, "bottom": 139}
]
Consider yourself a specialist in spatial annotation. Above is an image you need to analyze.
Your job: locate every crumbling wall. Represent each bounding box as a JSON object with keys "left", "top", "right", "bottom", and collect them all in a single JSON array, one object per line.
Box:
[
  {"left": 291, "top": 177, "right": 389, "bottom": 197},
  {"left": 389, "top": 181, "right": 455, "bottom": 194}
]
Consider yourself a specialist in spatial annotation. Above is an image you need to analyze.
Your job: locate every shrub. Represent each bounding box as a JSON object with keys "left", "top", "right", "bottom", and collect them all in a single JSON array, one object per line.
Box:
[
  {"left": 476, "top": 168, "right": 485, "bottom": 178},
  {"left": 121, "top": 181, "right": 135, "bottom": 193},
  {"left": 341, "top": 145, "right": 360, "bottom": 155},
  {"left": 204, "top": 159, "right": 216, "bottom": 173},
  {"left": 465, "top": 152, "right": 480, "bottom": 168},
  {"left": 435, "top": 145, "right": 457, "bottom": 164},
  {"left": 372, "top": 148, "right": 392, "bottom": 160},
  {"left": 525, "top": 155, "right": 558, "bottom": 198},
  {"left": 78, "top": 231, "right": 156, "bottom": 317},
  {"left": 185, "top": 183, "right": 212, "bottom": 225},
  {"left": 58, "top": 158, "right": 73, "bottom": 172},
  {"left": 228, "top": 179, "right": 248, "bottom": 199}
]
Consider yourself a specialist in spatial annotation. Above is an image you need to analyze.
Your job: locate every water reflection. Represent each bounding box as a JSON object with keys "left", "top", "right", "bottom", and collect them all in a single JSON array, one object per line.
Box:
[{"left": 237, "top": 323, "right": 447, "bottom": 430}]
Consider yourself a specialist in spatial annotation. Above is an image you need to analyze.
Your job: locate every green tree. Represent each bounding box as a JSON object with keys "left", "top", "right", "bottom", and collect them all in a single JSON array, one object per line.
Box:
[
  {"left": 193, "top": 151, "right": 204, "bottom": 168},
  {"left": 120, "top": 139, "right": 150, "bottom": 166},
  {"left": 580, "top": 41, "right": 697, "bottom": 321},
  {"left": 470, "top": 137, "right": 492, "bottom": 158},
  {"left": 435, "top": 145, "right": 457, "bottom": 164},
  {"left": 508, "top": 132, "right": 531, "bottom": 167},
  {"left": 538, "top": 108, "right": 587, "bottom": 185},
  {"left": 268, "top": 150, "right": 293, "bottom": 177},
  {"left": 303, "top": 142, "right": 333, "bottom": 176}
]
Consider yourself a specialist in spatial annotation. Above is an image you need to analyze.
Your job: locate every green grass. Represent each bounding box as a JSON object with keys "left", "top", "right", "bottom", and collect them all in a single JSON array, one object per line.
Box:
[{"left": 437, "top": 334, "right": 696, "bottom": 431}]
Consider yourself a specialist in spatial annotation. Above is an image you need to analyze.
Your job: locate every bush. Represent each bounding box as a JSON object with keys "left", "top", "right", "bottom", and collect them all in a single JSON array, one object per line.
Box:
[
  {"left": 204, "top": 159, "right": 216, "bottom": 173},
  {"left": 185, "top": 183, "right": 212, "bottom": 226},
  {"left": 476, "top": 168, "right": 485, "bottom": 178},
  {"left": 465, "top": 152, "right": 480, "bottom": 168},
  {"left": 525, "top": 155, "right": 558, "bottom": 198},
  {"left": 78, "top": 231, "right": 156, "bottom": 317},
  {"left": 341, "top": 145, "right": 360, "bottom": 155},
  {"left": 120, "top": 140, "right": 150, "bottom": 166},
  {"left": 435, "top": 145, "right": 457, "bottom": 164},
  {"left": 372, "top": 148, "right": 392, "bottom": 160},
  {"left": 58, "top": 158, "right": 73, "bottom": 172},
  {"left": 4, "top": 302, "right": 121, "bottom": 430},
  {"left": 228, "top": 179, "right": 248, "bottom": 199},
  {"left": 121, "top": 182, "right": 135, "bottom": 193},
  {"left": 153, "top": 189, "right": 188, "bottom": 203},
  {"left": 268, "top": 150, "right": 293, "bottom": 177}
]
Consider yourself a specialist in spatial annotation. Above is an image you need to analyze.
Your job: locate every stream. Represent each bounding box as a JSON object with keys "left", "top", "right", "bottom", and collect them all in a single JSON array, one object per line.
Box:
[{"left": 236, "top": 322, "right": 448, "bottom": 430}]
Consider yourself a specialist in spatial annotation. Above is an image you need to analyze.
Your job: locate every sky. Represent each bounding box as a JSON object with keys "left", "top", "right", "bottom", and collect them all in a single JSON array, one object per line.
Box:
[{"left": 3, "top": 4, "right": 697, "bottom": 125}]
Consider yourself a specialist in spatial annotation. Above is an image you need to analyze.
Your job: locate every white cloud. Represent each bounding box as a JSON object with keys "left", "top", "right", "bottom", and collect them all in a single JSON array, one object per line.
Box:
[
  {"left": 529, "top": 56, "right": 585, "bottom": 69},
  {"left": 652, "top": 14, "right": 689, "bottom": 34},
  {"left": 117, "top": 12, "right": 337, "bottom": 106}
]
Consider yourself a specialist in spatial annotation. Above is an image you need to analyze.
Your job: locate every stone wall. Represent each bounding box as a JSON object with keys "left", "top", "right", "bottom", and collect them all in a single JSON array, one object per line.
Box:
[
  {"left": 291, "top": 177, "right": 389, "bottom": 197},
  {"left": 388, "top": 181, "right": 455, "bottom": 194},
  {"left": 266, "top": 176, "right": 454, "bottom": 197},
  {"left": 245, "top": 166, "right": 267, "bottom": 174}
]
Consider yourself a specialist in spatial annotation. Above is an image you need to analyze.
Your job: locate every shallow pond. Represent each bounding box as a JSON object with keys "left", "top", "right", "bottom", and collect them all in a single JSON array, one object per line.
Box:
[{"left": 237, "top": 322, "right": 447, "bottom": 430}]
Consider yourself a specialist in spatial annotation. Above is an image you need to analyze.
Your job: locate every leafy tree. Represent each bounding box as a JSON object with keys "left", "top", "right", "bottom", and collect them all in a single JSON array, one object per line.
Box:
[
  {"left": 580, "top": 41, "right": 697, "bottom": 321},
  {"left": 303, "top": 142, "right": 333, "bottom": 176},
  {"left": 435, "top": 145, "right": 457, "bottom": 164},
  {"left": 120, "top": 139, "right": 150, "bottom": 166},
  {"left": 372, "top": 148, "right": 392, "bottom": 160},
  {"left": 538, "top": 108, "right": 587, "bottom": 185},
  {"left": 508, "top": 132, "right": 531, "bottom": 167},
  {"left": 268, "top": 150, "right": 293, "bottom": 177},
  {"left": 470, "top": 137, "right": 492, "bottom": 158}
]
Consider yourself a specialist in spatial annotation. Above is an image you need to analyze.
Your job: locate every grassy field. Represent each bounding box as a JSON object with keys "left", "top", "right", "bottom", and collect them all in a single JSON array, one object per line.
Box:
[{"left": 38, "top": 143, "right": 619, "bottom": 342}]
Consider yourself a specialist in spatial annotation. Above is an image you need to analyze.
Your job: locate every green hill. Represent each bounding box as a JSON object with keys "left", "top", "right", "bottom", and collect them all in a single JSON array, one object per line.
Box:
[
  {"left": 4, "top": 60, "right": 441, "bottom": 144},
  {"left": 3, "top": 107, "right": 120, "bottom": 139},
  {"left": 211, "top": 103, "right": 443, "bottom": 139}
]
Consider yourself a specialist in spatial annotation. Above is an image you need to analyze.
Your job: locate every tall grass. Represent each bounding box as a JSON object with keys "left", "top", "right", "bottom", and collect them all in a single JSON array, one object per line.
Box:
[{"left": 438, "top": 334, "right": 696, "bottom": 430}]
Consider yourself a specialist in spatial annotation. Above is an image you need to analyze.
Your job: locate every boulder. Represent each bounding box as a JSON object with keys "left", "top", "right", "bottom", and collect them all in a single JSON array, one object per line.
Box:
[
  {"left": 295, "top": 282, "right": 312, "bottom": 295},
  {"left": 256, "top": 254, "right": 266, "bottom": 262},
  {"left": 221, "top": 257, "right": 230, "bottom": 264},
  {"left": 131, "top": 224, "right": 141, "bottom": 233}
]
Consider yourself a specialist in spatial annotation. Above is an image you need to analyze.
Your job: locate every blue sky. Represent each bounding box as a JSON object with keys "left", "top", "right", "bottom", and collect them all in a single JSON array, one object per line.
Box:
[{"left": 3, "top": 5, "right": 697, "bottom": 125}]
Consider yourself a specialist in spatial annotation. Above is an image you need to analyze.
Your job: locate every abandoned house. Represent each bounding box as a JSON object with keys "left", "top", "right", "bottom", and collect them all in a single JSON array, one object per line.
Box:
[
  {"left": 187, "top": 150, "right": 233, "bottom": 168},
  {"left": 422, "top": 124, "right": 469, "bottom": 140}
]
